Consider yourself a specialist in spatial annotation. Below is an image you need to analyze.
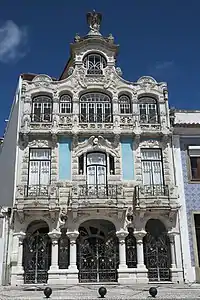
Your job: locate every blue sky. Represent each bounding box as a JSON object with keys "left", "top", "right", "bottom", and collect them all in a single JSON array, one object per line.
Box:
[{"left": 0, "top": 1, "right": 200, "bottom": 136}]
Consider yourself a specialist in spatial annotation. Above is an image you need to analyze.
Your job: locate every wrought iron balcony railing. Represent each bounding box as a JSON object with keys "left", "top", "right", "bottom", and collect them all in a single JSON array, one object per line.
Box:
[
  {"left": 79, "top": 113, "right": 112, "bottom": 123},
  {"left": 78, "top": 184, "right": 119, "bottom": 199},
  {"left": 140, "top": 113, "right": 159, "bottom": 124},
  {"left": 31, "top": 113, "right": 52, "bottom": 122},
  {"left": 135, "top": 184, "right": 169, "bottom": 199},
  {"left": 24, "top": 185, "right": 58, "bottom": 198}
]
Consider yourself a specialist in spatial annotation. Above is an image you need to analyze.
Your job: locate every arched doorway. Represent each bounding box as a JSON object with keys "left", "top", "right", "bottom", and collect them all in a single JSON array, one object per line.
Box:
[
  {"left": 77, "top": 220, "right": 119, "bottom": 282},
  {"left": 144, "top": 219, "right": 171, "bottom": 282},
  {"left": 23, "top": 220, "right": 51, "bottom": 284}
]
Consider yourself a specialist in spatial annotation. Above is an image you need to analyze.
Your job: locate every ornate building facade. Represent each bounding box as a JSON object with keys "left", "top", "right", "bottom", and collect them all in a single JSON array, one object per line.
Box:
[{"left": 0, "top": 12, "right": 193, "bottom": 285}]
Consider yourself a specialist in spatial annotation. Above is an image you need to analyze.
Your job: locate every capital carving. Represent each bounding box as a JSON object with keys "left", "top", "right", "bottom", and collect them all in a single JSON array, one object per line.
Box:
[
  {"left": 48, "top": 230, "right": 61, "bottom": 245},
  {"left": 67, "top": 231, "right": 79, "bottom": 243},
  {"left": 133, "top": 230, "right": 147, "bottom": 244},
  {"left": 168, "top": 230, "right": 179, "bottom": 243},
  {"left": 116, "top": 230, "right": 128, "bottom": 242},
  {"left": 14, "top": 232, "right": 26, "bottom": 245}
]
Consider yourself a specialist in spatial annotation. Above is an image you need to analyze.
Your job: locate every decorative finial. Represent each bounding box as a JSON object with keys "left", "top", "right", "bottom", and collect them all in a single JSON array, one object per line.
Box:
[{"left": 86, "top": 10, "right": 102, "bottom": 36}]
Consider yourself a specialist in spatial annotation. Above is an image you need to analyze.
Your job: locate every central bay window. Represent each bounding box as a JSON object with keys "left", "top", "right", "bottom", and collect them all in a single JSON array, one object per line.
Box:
[
  {"left": 27, "top": 148, "right": 51, "bottom": 196},
  {"left": 80, "top": 92, "right": 112, "bottom": 123},
  {"left": 139, "top": 96, "right": 159, "bottom": 124},
  {"left": 141, "top": 148, "right": 166, "bottom": 195},
  {"left": 31, "top": 95, "right": 53, "bottom": 122},
  {"left": 78, "top": 151, "right": 115, "bottom": 198}
]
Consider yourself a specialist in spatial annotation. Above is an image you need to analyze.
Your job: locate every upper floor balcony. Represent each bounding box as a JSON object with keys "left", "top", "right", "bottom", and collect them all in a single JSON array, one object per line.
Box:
[
  {"left": 134, "top": 184, "right": 179, "bottom": 211},
  {"left": 70, "top": 183, "right": 125, "bottom": 208},
  {"left": 20, "top": 93, "right": 170, "bottom": 136},
  {"left": 15, "top": 184, "right": 59, "bottom": 218}
]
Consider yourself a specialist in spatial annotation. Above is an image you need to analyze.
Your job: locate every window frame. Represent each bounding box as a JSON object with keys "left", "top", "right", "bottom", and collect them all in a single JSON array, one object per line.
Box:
[
  {"left": 187, "top": 146, "right": 200, "bottom": 182},
  {"left": 83, "top": 53, "right": 107, "bottom": 75},
  {"left": 31, "top": 95, "right": 53, "bottom": 123},
  {"left": 119, "top": 94, "right": 132, "bottom": 114},
  {"left": 141, "top": 148, "right": 164, "bottom": 186},
  {"left": 28, "top": 148, "right": 51, "bottom": 187},
  {"left": 59, "top": 94, "right": 72, "bottom": 114},
  {"left": 138, "top": 96, "right": 159, "bottom": 124},
  {"left": 79, "top": 92, "right": 112, "bottom": 123}
]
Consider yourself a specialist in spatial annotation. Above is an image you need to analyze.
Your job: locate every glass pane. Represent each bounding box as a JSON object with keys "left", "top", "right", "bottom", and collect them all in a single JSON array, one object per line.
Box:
[
  {"left": 30, "top": 149, "right": 51, "bottom": 160},
  {"left": 40, "top": 161, "right": 51, "bottom": 185},
  {"left": 29, "top": 161, "right": 40, "bottom": 185},
  {"left": 87, "top": 153, "right": 106, "bottom": 166},
  {"left": 142, "top": 161, "right": 152, "bottom": 185},
  {"left": 141, "top": 149, "right": 161, "bottom": 160}
]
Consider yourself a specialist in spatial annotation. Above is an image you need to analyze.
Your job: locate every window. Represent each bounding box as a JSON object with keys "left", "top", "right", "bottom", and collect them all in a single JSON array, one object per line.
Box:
[
  {"left": 188, "top": 146, "right": 200, "bottom": 181},
  {"left": 119, "top": 95, "right": 132, "bottom": 114},
  {"left": 28, "top": 148, "right": 51, "bottom": 186},
  {"left": 31, "top": 95, "right": 53, "bottom": 122},
  {"left": 141, "top": 148, "right": 164, "bottom": 185},
  {"left": 59, "top": 94, "right": 72, "bottom": 114},
  {"left": 78, "top": 152, "right": 115, "bottom": 177},
  {"left": 83, "top": 53, "right": 107, "bottom": 75},
  {"left": 139, "top": 96, "right": 158, "bottom": 124},
  {"left": 80, "top": 92, "right": 112, "bottom": 123},
  {"left": 87, "top": 152, "right": 107, "bottom": 187}
]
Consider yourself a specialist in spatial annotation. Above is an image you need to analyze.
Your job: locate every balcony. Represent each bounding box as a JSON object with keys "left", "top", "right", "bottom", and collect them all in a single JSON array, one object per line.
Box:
[
  {"left": 78, "top": 113, "right": 113, "bottom": 131},
  {"left": 70, "top": 183, "right": 124, "bottom": 208},
  {"left": 29, "top": 113, "right": 53, "bottom": 131},
  {"left": 15, "top": 185, "right": 59, "bottom": 220},
  {"left": 134, "top": 184, "right": 179, "bottom": 210}
]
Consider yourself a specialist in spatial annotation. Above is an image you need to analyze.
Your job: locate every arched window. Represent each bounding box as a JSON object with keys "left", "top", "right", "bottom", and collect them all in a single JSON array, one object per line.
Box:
[
  {"left": 83, "top": 53, "right": 107, "bottom": 75},
  {"left": 80, "top": 92, "right": 112, "bottom": 123},
  {"left": 139, "top": 96, "right": 158, "bottom": 124},
  {"left": 31, "top": 95, "right": 53, "bottom": 122},
  {"left": 119, "top": 95, "right": 132, "bottom": 114},
  {"left": 59, "top": 94, "right": 72, "bottom": 114}
]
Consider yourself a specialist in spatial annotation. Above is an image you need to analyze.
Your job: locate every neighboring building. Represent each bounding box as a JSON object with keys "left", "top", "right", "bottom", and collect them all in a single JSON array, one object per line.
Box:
[
  {"left": 173, "top": 110, "right": 200, "bottom": 283},
  {"left": 0, "top": 12, "right": 192, "bottom": 285}
]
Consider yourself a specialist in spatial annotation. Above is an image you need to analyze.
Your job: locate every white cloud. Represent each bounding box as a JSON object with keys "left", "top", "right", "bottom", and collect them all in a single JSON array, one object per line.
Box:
[
  {"left": 0, "top": 20, "right": 27, "bottom": 63},
  {"left": 155, "top": 61, "right": 174, "bottom": 70}
]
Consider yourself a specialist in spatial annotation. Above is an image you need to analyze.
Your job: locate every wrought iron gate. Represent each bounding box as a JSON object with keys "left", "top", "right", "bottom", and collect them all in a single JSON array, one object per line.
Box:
[
  {"left": 144, "top": 232, "right": 171, "bottom": 281},
  {"left": 77, "top": 235, "right": 119, "bottom": 282},
  {"left": 23, "top": 231, "right": 51, "bottom": 284}
]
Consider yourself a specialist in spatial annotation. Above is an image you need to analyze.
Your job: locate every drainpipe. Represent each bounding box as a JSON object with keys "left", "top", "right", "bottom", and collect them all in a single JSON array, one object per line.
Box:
[{"left": 2, "top": 208, "right": 11, "bottom": 285}]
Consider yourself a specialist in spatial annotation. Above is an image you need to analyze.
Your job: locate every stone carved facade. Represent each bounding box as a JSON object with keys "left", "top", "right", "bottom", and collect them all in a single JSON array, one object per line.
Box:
[{"left": 6, "top": 12, "right": 189, "bottom": 287}]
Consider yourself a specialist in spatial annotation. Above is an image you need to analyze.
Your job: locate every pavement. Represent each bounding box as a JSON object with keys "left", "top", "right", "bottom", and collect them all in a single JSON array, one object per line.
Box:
[{"left": 0, "top": 284, "right": 200, "bottom": 299}]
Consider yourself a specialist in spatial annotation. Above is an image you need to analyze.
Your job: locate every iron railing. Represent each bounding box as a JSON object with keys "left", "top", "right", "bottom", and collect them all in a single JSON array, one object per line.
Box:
[
  {"left": 140, "top": 113, "right": 159, "bottom": 124},
  {"left": 24, "top": 185, "right": 55, "bottom": 197},
  {"left": 31, "top": 113, "right": 52, "bottom": 122},
  {"left": 79, "top": 113, "right": 112, "bottom": 123},
  {"left": 135, "top": 185, "right": 169, "bottom": 199},
  {"left": 78, "top": 184, "right": 118, "bottom": 199}
]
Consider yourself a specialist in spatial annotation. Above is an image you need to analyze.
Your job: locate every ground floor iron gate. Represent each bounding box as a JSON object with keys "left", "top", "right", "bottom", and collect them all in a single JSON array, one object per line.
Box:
[
  {"left": 77, "top": 234, "right": 119, "bottom": 282},
  {"left": 144, "top": 231, "right": 171, "bottom": 281},
  {"left": 23, "top": 231, "right": 51, "bottom": 284}
]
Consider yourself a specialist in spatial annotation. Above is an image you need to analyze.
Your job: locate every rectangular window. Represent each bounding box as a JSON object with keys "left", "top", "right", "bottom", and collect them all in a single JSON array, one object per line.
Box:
[
  {"left": 141, "top": 148, "right": 164, "bottom": 185},
  {"left": 188, "top": 146, "right": 200, "bottom": 181},
  {"left": 28, "top": 148, "right": 51, "bottom": 186}
]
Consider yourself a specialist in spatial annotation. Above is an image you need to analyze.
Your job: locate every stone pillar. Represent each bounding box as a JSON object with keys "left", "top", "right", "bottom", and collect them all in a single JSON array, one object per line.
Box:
[
  {"left": 134, "top": 230, "right": 148, "bottom": 283},
  {"left": 116, "top": 230, "right": 128, "bottom": 269},
  {"left": 48, "top": 230, "right": 61, "bottom": 270},
  {"left": 66, "top": 231, "right": 79, "bottom": 284},
  {"left": 168, "top": 230, "right": 182, "bottom": 283},
  {"left": 168, "top": 232, "right": 177, "bottom": 269},
  {"left": 48, "top": 230, "right": 61, "bottom": 284},
  {"left": 116, "top": 230, "right": 132, "bottom": 284},
  {"left": 11, "top": 232, "right": 26, "bottom": 285}
]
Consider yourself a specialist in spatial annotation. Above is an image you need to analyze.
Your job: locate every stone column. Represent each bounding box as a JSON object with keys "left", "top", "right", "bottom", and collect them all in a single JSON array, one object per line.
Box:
[
  {"left": 116, "top": 230, "right": 128, "bottom": 269},
  {"left": 11, "top": 232, "right": 26, "bottom": 286},
  {"left": 48, "top": 230, "right": 61, "bottom": 270},
  {"left": 134, "top": 230, "right": 148, "bottom": 284},
  {"left": 134, "top": 230, "right": 146, "bottom": 268},
  {"left": 66, "top": 231, "right": 79, "bottom": 284},
  {"left": 168, "top": 231, "right": 177, "bottom": 268}
]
